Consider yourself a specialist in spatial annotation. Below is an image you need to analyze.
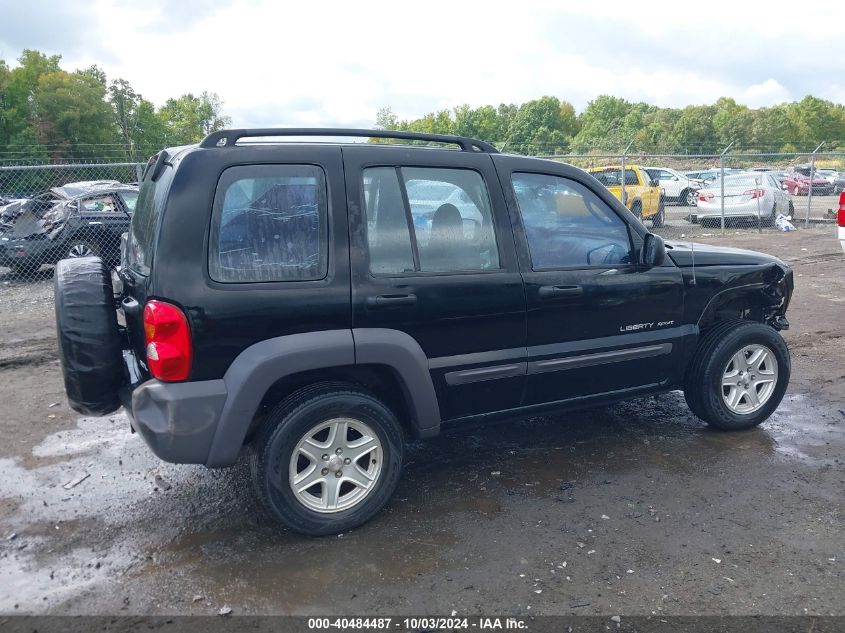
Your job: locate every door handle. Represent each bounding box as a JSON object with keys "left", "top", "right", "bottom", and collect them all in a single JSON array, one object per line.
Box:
[
  {"left": 538, "top": 285, "right": 583, "bottom": 299},
  {"left": 365, "top": 294, "right": 417, "bottom": 308}
]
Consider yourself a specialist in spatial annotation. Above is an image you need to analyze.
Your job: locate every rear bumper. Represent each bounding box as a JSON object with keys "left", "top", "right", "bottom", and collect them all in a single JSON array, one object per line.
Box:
[
  {"left": 696, "top": 201, "right": 770, "bottom": 218},
  {"left": 125, "top": 373, "right": 227, "bottom": 465}
]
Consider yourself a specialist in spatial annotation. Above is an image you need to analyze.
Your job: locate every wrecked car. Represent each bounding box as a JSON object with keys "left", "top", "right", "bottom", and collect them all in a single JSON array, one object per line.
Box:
[{"left": 0, "top": 182, "right": 138, "bottom": 275}]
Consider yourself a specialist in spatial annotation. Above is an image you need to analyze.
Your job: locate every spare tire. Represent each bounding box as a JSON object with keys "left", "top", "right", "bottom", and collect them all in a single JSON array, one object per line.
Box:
[{"left": 54, "top": 257, "right": 124, "bottom": 415}]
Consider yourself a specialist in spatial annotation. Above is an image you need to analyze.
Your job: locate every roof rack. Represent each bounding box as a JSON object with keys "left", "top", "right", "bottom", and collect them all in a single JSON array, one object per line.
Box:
[{"left": 198, "top": 128, "right": 499, "bottom": 153}]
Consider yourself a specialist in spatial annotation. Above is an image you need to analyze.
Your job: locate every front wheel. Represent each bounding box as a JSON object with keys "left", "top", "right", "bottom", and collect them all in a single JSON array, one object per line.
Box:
[
  {"left": 792, "top": 185, "right": 801, "bottom": 196},
  {"left": 250, "top": 383, "right": 404, "bottom": 535},
  {"left": 683, "top": 189, "right": 698, "bottom": 207},
  {"left": 684, "top": 320, "right": 790, "bottom": 430}
]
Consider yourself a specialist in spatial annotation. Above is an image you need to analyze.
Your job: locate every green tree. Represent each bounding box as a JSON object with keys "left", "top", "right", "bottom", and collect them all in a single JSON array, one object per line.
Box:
[
  {"left": 2, "top": 50, "right": 62, "bottom": 146},
  {"left": 159, "top": 92, "right": 231, "bottom": 145},
  {"left": 33, "top": 69, "right": 119, "bottom": 159},
  {"left": 571, "top": 95, "right": 631, "bottom": 153}
]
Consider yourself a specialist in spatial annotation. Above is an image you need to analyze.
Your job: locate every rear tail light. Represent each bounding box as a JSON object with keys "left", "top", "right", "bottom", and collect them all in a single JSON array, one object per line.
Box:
[
  {"left": 698, "top": 192, "right": 714, "bottom": 202},
  {"left": 744, "top": 189, "right": 765, "bottom": 199},
  {"left": 838, "top": 191, "right": 845, "bottom": 227},
  {"left": 143, "top": 300, "right": 192, "bottom": 381}
]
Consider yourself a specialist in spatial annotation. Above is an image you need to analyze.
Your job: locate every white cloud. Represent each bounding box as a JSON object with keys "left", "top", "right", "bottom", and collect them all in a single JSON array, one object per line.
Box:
[{"left": 2, "top": 0, "right": 841, "bottom": 127}]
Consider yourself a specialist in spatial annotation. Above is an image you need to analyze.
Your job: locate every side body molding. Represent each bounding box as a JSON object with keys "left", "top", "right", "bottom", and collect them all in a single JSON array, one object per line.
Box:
[
  {"left": 206, "top": 330, "right": 355, "bottom": 467},
  {"left": 353, "top": 328, "right": 441, "bottom": 438}
]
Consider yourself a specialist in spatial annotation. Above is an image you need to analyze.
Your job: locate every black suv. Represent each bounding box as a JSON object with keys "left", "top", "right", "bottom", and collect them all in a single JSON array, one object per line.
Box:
[
  {"left": 54, "top": 129, "right": 793, "bottom": 536},
  {"left": 0, "top": 181, "right": 138, "bottom": 274}
]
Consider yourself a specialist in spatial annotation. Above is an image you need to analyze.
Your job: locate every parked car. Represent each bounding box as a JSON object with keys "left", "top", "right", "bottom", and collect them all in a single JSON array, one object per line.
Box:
[
  {"left": 782, "top": 166, "right": 833, "bottom": 196},
  {"left": 682, "top": 168, "right": 741, "bottom": 184},
  {"left": 587, "top": 165, "right": 664, "bottom": 227},
  {"left": 838, "top": 192, "right": 845, "bottom": 254},
  {"left": 696, "top": 172, "right": 793, "bottom": 226},
  {"left": 0, "top": 182, "right": 138, "bottom": 275},
  {"left": 815, "top": 169, "right": 845, "bottom": 193},
  {"left": 642, "top": 167, "right": 703, "bottom": 206},
  {"left": 53, "top": 129, "right": 794, "bottom": 536}
]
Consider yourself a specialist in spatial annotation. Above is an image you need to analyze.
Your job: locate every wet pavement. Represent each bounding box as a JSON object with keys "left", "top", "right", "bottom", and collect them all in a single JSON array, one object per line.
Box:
[{"left": 0, "top": 228, "right": 843, "bottom": 616}]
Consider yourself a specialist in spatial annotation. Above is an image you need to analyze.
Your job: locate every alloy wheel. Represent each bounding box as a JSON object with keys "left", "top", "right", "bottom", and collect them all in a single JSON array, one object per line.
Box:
[
  {"left": 721, "top": 344, "right": 778, "bottom": 415},
  {"left": 289, "top": 418, "right": 383, "bottom": 513}
]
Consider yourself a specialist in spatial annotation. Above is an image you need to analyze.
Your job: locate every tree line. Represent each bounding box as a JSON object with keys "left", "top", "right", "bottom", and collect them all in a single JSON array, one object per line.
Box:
[
  {"left": 375, "top": 95, "right": 845, "bottom": 155},
  {"left": 0, "top": 50, "right": 231, "bottom": 163}
]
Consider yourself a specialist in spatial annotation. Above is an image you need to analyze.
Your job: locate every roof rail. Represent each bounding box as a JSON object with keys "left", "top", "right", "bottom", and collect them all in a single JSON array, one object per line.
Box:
[{"left": 198, "top": 128, "right": 499, "bottom": 153}]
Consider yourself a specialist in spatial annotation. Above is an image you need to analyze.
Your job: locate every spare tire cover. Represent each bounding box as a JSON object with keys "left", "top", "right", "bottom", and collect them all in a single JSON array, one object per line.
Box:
[{"left": 54, "top": 257, "right": 124, "bottom": 415}]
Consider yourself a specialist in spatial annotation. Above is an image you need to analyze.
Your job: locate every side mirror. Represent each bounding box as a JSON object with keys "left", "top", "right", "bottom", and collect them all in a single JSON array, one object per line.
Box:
[
  {"left": 672, "top": 176, "right": 679, "bottom": 181},
  {"left": 641, "top": 233, "right": 666, "bottom": 268},
  {"left": 650, "top": 179, "right": 660, "bottom": 188}
]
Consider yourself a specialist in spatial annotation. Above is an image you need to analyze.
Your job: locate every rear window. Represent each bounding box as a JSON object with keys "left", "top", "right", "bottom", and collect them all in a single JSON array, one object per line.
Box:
[
  {"left": 127, "top": 166, "right": 174, "bottom": 276},
  {"left": 208, "top": 165, "right": 328, "bottom": 283}
]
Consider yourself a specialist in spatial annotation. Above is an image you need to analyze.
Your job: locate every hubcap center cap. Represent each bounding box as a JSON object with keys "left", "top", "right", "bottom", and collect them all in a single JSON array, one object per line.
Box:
[{"left": 328, "top": 455, "right": 344, "bottom": 472}]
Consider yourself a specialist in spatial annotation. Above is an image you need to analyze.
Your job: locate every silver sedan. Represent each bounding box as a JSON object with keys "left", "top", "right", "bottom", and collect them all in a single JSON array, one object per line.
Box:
[{"left": 695, "top": 173, "right": 792, "bottom": 226}]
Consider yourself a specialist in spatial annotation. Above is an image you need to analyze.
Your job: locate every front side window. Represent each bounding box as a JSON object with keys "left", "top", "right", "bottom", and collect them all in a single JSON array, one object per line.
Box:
[
  {"left": 80, "top": 195, "right": 120, "bottom": 213},
  {"left": 363, "top": 166, "right": 500, "bottom": 274},
  {"left": 512, "top": 173, "right": 632, "bottom": 269},
  {"left": 209, "top": 165, "right": 328, "bottom": 283}
]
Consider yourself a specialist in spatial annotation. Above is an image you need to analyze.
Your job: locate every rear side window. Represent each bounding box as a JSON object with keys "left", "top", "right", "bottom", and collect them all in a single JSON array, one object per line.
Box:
[
  {"left": 209, "top": 165, "right": 328, "bottom": 283},
  {"left": 127, "top": 166, "right": 174, "bottom": 275},
  {"left": 363, "top": 166, "right": 500, "bottom": 274}
]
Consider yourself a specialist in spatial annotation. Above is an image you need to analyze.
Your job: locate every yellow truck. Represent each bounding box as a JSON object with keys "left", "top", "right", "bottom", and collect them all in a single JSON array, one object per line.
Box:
[{"left": 587, "top": 165, "right": 664, "bottom": 227}]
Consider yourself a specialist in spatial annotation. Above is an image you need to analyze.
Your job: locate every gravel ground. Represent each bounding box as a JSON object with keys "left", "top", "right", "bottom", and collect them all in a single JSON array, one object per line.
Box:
[{"left": 0, "top": 226, "right": 842, "bottom": 618}]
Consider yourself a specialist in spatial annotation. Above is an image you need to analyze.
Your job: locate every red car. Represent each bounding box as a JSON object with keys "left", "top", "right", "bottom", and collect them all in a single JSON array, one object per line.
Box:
[{"left": 782, "top": 167, "right": 833, "bottom": 196}]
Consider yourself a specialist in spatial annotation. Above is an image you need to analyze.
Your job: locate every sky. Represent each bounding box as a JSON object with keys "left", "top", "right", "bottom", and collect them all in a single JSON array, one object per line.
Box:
[{"left": 1, "top": 0, "right": 843, "bottom": 128}]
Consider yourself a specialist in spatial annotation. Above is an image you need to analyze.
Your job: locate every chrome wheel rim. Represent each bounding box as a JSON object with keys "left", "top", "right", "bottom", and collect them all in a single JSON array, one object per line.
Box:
[
  {"left": 686, "top": 190, "right": 697, "bottom": 206},
  {"left": 68, "top": 243, "right": 95, "bottom": 258},
  {"left": 289, "top": 418, "right": 382, "bottom": 514},
  {"left": 721, "top": 344, "right": 778, "bottom": 415}
]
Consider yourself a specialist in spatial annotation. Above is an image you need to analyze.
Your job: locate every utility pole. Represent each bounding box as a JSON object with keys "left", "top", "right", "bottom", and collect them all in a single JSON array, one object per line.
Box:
[{"left": 719, "top": 141, "right": 735, "bottom": 235}]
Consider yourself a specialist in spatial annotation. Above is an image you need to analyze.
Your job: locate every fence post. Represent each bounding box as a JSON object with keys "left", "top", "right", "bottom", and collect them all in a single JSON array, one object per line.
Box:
[
  {"left": 805, "top": 142, "right": 824, "bottom": 228},
  {"left": 135, "top": 162, "right": 144, "bottom": 183},
  {"left": 620, "top": 141, "right": 632, "bottom": 213},
  {"left": 719, "top": 141, "right": 734, "bottom": 235}
]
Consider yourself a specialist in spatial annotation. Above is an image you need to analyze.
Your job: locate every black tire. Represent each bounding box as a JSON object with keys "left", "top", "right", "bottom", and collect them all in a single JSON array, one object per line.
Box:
[
  {"left": 54, "top": 257, "right": 124, "bottom": 415},
  {"left": 250, "top": 382, "right": 405, "bottom": 536},
  {"left": 762, "top": 204, "right": 776, "bottom": 227},
  {"left": 652, "top": 197, "right": 665, "bottom": 228},
  {"left": 788, "top": 200, "right": 795, "bottom": 215},
  {"left": 684, "top": 320, "right": 790, "bottom": 431},
  {"left": 792, "top": 185, "right": 801, "bottom": 196},
  {"left": 680, "top": 188, "right": 695, "bottom": 207},
  {"left": 631, "top": 201, "right": 642, "bottom": 220}
]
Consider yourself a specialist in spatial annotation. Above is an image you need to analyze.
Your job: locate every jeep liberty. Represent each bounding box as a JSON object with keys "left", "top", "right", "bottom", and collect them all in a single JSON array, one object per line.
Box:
[{"left": 54, "top": 129, "right": 793, "bottom": 535}]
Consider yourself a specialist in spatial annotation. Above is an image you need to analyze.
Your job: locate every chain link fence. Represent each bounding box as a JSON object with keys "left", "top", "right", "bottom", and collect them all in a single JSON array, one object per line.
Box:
[
  {"left": 540, "top": 151, "right": 844, "bottom": 241},
  {"left": 1, "top": 162, "right": 143, "bottom": 283},
  {"left": 1, "top": 151, "right": 842, "bottom": 290}
]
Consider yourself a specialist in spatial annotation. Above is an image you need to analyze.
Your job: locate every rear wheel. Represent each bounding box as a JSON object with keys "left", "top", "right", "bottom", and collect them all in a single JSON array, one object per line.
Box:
[
  {"left": 652, "top": 197, "right": 665, "bottom": 228},
  {"left": 250, "top": 383, "right": 405, "bottom": 536},
  {"left": 788, "top": 200, "right": 795, "bottom": 215},
  {"left": 631, "top": 201, "right": 642, "bottom": 220},
  {"left": 682, "top": 188, "right": 698, "bottom": 207},
  {"left": 684, "top": 320, "right": 790, "bottom": 430}
]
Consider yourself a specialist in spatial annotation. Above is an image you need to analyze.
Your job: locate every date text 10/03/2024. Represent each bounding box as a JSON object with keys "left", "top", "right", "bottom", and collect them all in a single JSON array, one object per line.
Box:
[{"left": 307, "top": 617, "right": 528, "bottom": 630}]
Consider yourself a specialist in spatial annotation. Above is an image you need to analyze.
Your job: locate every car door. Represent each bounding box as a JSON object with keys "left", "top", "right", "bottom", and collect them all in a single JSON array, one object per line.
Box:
[
  {"left": 73, "top": 194, "right": 132, "bottom": 259},
  {"left": 494, "top": 155, "right": 690, "bottom": 406},
  {"left": 344, "top": 146, "right": 526, "bottom": 421}
]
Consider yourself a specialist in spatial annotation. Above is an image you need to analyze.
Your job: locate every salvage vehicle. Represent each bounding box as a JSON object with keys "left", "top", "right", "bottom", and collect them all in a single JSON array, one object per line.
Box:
[
  {"left": 838, "top": 191, "right": 845, "bottom": 254},
  {"left": 782, "top": 166, "right": 832, "bottom": 196},
  {"left": 0, "top": 182, "right": 138, "bottom": 274},
  {"left": 54, "top": 129, "right": 794, "bottom": 536},
  {"left": 696, "top": 172, "right": 794, "bottom": 226},
  {"left": 642, "top": 167, "right": 703, "bottom": 207},
  {"left": 587, "top": 164, "right": 664, "bottom": 227}
]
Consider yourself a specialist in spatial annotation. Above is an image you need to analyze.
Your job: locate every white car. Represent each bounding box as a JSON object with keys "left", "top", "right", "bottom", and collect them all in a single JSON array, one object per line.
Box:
[
  {"left": 696, "top": 172, "right": 793, "bottom": 226},
  {"left": 643, "top": 167, "right": 703, "bottom": 206}
]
